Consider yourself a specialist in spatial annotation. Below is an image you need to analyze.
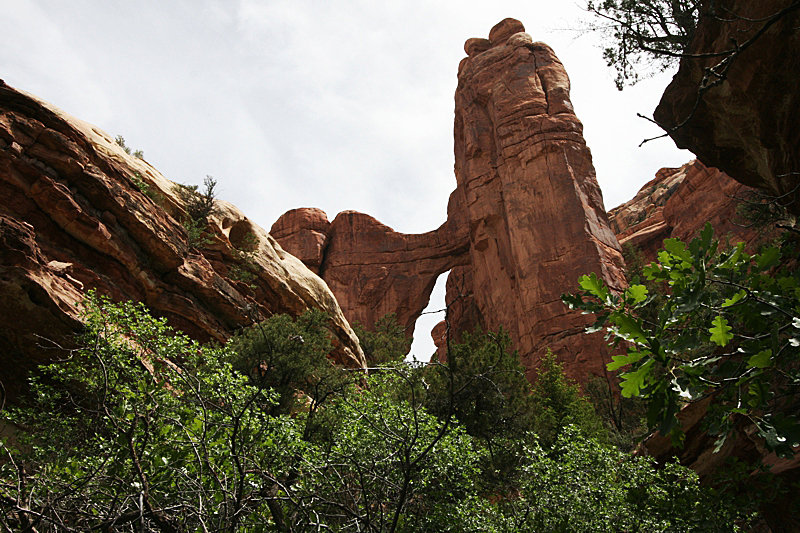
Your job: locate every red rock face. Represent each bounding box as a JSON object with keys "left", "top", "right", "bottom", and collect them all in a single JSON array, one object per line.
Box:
[
  {"left": 274, "top": 19, "right": 627, "bottom": 383},
  {"left": 270, "top": 208, "right": 330, "bottom": 274},
  {"left": 609, "top": 159, "right": 768, "bottom": 260},
  {"left": 654, "top": 0, "right": 800, "bottom": 215},
  {"left": 451, "top": 19, "right": 627, "bottom": 383},
  {"left": 273, "top": 190, "right": 471, "bottom": 340},
  {"left": 0, "top": 81, "right": 365, "bottom": 398}
]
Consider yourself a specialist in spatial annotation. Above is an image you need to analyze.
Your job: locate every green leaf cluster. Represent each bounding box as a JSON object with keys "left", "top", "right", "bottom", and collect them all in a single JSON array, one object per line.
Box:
[
  {"left": 583, "top": 0, "right": 699, "bottom": 89},
  {"left": 352, "top": 313, "right": 411, "bottom": 365},
  {"left": 564, "top": 224, "right": 800, "bottom": 458}
]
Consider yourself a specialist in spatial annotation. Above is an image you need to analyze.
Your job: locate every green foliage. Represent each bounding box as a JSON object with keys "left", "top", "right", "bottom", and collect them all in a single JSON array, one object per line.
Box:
[
  {"left": 300, "top": 370, "right": 485, "bottom": 533},
  {"left": 174, "top": 175, "right": 219, "bottom": 248},
  {"left": 228, "top": 309, "right": 337, "bottom": 416},
  {"left": 583, "top": 0, "right": 699, "bottom": 89},
  {"left": 115, "top": 134, "right": 144, "bottom": 158},
  {"left": 564, "top": 224, "right": 800, "bottom": 457},
  {"left": 229, "top": 231, "right": 260, "bottom": 283},
  {"left": 584, "top": 373, "right": 648, "bottom": 451},
  {"left": 425, "top": 329, "right": 534, "bottom": 446},
  {"left": 0, "top": 293, "right": 299, "bottom": 531},
  {"left": 424, "top": 330, "right": 608, "bottom": 495},
  {"left": 528, "top": 351, "right": 608, "bottom": 448},
  {"left": 130, "top": 171, "right": 165, "bottom": 205},
  {"left": 0, "top": 295, "right": 747, "bottom": 531},
  {"left": 494, "top": 426, "right": 750, "bottom": 532},
  {"left": 353, "top": 313, "right": 411, "bottom": 365}
]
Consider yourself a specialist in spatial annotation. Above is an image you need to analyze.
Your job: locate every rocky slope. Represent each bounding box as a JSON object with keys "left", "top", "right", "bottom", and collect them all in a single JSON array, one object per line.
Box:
[
  {"left": 654, "top": 0, "right": 800, "bottom": 216},
  {"left": 609, "top": 159, "right": 767, "bottom": 260},
  {"left": 273, "top": 19, "right": 627, "bottom": 384},
  {"left": 0, "top": 80, "right": 365, "bottom": 398}
]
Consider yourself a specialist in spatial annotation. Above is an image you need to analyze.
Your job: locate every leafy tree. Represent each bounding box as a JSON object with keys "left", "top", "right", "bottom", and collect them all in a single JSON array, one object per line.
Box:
[
  {"left": 563, "top": 224, "right": 800, "bottom": 457},
  {"left": 423, "top": 329, "right": 609, "bottom": 496},
  {"left": 293, "top": 369, "right": 485, "bottom": 533},
  {"left": 495, "top": 426, "right": 750, "bottom": 532},
  {"left": 584, "top": 0, "right": 700, "bottom": 89},
  {"left": 424, "top": 329, "right": 534, "bottom": 453},
  {"left": 0, "top": 294, "right": 748, "bottom": 531},
  {"left": 352, "top": 313, "right": 411, "bottom": 365},
  {"left": 228, "top": 309, "right": 339, "bottom": 416},
  {"left": 173, "top": 176, "right": 219, "bottom": 248},
  {"left": 583, "top": 1, "right": 800, "bottom": 94},
  {"left": 528, "top": 351, "right": 608, "bottom": 448},
  {"left": 0, "top": 293, "right": 302, "bottom": 531}
]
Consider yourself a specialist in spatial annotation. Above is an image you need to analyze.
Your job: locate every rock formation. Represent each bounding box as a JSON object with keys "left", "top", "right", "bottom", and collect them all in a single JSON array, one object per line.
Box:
[
  {"left": 270, "top": 208, "right": 331, "bottom": 274},
  {"left": 273, "top": 19, "right": 627, "bottom": 383},
  {"left": 609, "top": 159, "right": 768, "bottom": 260},
  {"left": 271, "top": 196, "right": 470, "bottom": 340},
  {"left": 0, "top": 80, "right": 365, "bottom": 398},
  {"left": 451, "top": 19, "right": 627, "bottom": 382},
  {"left": 654, "top": 0, "right": 800, "bottom": 215}
]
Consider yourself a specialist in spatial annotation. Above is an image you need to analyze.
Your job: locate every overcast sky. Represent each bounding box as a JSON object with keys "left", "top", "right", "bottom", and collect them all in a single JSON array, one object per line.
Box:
[{"left": 2, "top": 0, "right": 691, "bottom": 358}]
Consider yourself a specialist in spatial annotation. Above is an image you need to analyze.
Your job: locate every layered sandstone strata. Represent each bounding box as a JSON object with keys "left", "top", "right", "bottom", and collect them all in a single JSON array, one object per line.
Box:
[
  {"left": 609, "top": 159, "right": 767, "bottom": 260},
  {"left": 451, "top": 19, "right": 626, "bottom": 381},
  {"left": 0, "top": 81, "right": 365, "bottom": 397}
]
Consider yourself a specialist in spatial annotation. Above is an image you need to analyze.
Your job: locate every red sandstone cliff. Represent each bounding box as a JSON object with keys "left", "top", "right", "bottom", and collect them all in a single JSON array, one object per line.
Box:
[
  {"left": 273, "top": 19, "right": 627, "bottom": 383},
  {"left": 0, "top": 81, "right": 365, "bottom": 397},
  {"left": 654, "top": 0, "right": 800, "bottom": 215},
  {"left": 609, "top": 159, "right": 768, "bottom": 260}
]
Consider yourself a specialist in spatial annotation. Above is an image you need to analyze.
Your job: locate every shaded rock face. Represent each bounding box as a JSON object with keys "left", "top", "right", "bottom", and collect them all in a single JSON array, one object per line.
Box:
[
  {"left": 274, "top": 19, "right": 627, "bottom": 383},
  {"left": 609, "top": 159, "right": 767, "bottom": 260},
  {"left": 654, "top": 0, "right": 800, "bottom": 215},
  {"left": 0, "top": 81, "right": 365, "bottom": 397},
  {"left": 272, "top": 194, "right": 471, "bottom": 340}
]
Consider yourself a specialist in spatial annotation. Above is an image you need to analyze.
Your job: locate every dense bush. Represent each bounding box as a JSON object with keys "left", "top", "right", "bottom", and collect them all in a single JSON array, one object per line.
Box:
[
  {"left": 0, "top": 293, "right": 746, "bottom": 531},
  {"left": 564, "top": 224, "right": 800, "bottom": 457}
]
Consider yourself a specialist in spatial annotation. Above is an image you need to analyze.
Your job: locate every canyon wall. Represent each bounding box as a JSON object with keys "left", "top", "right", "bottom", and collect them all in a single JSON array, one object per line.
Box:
[
  {"left": 0, "top": 80, "right": 365, "bottom": 397},
  {"left": 609, "top": 159, "right": 768, "bottom": 260},
  {"left": 654, "top": 0, "right": 800, "bottom": 215}
]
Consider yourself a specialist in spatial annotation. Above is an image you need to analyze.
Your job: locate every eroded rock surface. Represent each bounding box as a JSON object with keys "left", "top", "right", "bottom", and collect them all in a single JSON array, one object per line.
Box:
[
  {"left": 0, "top": 81, "right": 365, "bottom": 397},
  {"left": 609, "top": 160, "right": 767, "bottom": 260},
  {"left": 273, "top": 194, "right": 470, "bottom": 340},
  {"left": 274, "top": 19, "right": 626, "bottom": 383},
  {"left": 270, "top": 208, "right": 330, "bottom": 274},
  {"left": 452, "top": 19, "right": 627, "bottom": 383},
  {"left": 654, "top": 0, "right": 800, "bottom": 215}
]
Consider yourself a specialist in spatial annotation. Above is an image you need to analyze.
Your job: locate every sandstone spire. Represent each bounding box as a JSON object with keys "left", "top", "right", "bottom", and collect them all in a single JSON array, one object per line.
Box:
[
  {"left": 273, "top": 19, "right": 627, "bottom": 383},
  {"left": 448, "top": 18, "right": 626, "bottom": 381}
]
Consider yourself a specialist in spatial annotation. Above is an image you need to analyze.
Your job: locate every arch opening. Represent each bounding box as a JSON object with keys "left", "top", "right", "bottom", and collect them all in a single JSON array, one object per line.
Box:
[{"left": 406, "top": 269, "right": 450, "bottom": 362}]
